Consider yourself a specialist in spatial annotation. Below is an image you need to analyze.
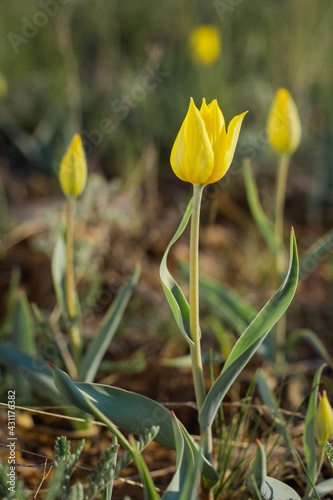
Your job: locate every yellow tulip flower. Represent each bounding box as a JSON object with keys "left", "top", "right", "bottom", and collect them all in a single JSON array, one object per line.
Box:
[
  {"left": 170, "top": 98, "right": 247, "bottom": 185},
  {"left": 59, "top": 134, "right": 87, "bottom": 198},
  {"left": 189, "top": 25, "right": 221, "bottom": 66},
  {"left": 315, "top": 391, "right": 333, "bottom": 446},
  {"left": 267, "top": 88, "right": 301, "bottom": 155}
]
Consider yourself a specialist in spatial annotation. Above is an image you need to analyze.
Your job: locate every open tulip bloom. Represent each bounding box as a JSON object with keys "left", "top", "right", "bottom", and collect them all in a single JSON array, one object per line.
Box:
[{"left": 170, "top": 98, "right": 247, "bottom": 186}]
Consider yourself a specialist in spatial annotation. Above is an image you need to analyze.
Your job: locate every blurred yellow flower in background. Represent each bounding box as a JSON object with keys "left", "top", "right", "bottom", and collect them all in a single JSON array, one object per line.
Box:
[
  {"left": 0, "top": 71, "right": 8, "bottom": 99},
  {"left": 189, "top": 25, "right": 221, "bottom": 66},
  {"left": 267, "top": 88, "right": 301, "bottom": 155},
  {"left": 170, "top": 98, "right": 247, "bottom": 185}
]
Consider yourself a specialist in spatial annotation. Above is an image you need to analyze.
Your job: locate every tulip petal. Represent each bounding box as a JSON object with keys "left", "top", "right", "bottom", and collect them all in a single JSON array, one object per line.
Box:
[
  {"left": 200, "top": 99, "right": 225, "bottom": 148},
  {"left": 171, "top": 98, "right": 214, "bottom": 185},
  {"left": 59, "top": 134, "right": 87, "bottom": 197},
  {"left": 206, "top": 111, "right": 247, "bottom": 184}
]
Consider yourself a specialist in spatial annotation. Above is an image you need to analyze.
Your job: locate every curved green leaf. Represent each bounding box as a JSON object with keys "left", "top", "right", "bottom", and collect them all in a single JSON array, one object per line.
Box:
[
  {"left": 12, "top": 291, "right": 36, "bottom": 356},
  {"left": 245, "top": 440, "right": 302, "bottom": 500},
  {"left": 199, "top": 230, "right": 298, "bottom": 429},
  {"left": 159, "top": 198, "right": 194, "bottom": 345},
  {"left": 303, "top": 363, "right": 326, "bottom": 486},
  {"left": 79, "top": 266, "right": 141, "bottom": 382},
  {"left": 51, "top": 364, "right": 219, "bottom": 488},
  {"left": 242, "top": 158, "right": 279, "bottom": 253},
  {"left": 0, "top": 343, "right": 62, "bottom": 402},
  {"left": 83, "top": 394, "right": 160, "bottom": 500}
]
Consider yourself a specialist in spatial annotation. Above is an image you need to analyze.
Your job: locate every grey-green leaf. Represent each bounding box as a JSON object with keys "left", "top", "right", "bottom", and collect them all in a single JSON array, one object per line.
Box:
[
  {"left": 159, "top": 198, "right": 194, "bottom": 345},
  {"left": 12, "top": 291, "right": 36, "bottom": 356},
  {"left": 79, "top": 266, "right": 141, "bottom": 382},
  {"left": 303, "top": 363, "right": 326, "bottom": 485},
  {"left": 199, "top": 230, "right": 298, "bottom": 429},
  {"left": 50, "top": 364, "right": 219, "bottom": 487}
]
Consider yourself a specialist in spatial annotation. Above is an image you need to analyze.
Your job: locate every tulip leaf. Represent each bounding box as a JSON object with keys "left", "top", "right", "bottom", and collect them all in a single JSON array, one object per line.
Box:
[
  {"left": 79, "top": 266, "right": 141, "bottom": 382},
  {"left": 162, "top": 414, "right": 198, "bottom": 499},
  {"left": 159, "top": 198, "right": 194, "bottom": 345},
  {"left": 83, "top": 394, "right": 160, "bottom": 500},
  {"left": 245, "top": 440, "right": 302, "bottom": 500},
  {"left": 0, "top": 343, "right": 63, "bottom": 403},
  {"left": 50, "top": 364, "right": 219, "bottom": 487},
  {"left": 199, "top": 230, "right": 298, "bottom": 429},
  {"left": 303, "top": 363, "right": 326, "bottom": 486},
  {"left": 12, "top": 291, "right": 36, "bottom": 356},
  {"left": 286, "top": 329, "right": 333, "bottom": 369},
  {"left": 242, "top": 158, "right": 279, "bottom": 253}
]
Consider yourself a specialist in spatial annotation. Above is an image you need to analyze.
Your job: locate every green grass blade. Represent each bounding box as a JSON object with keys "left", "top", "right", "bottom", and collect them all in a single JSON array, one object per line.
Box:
[
  {"left": 303, "top": 363, "right": 326, "bottom": 485},
  {"left": 199, "top": 230, "right": 298, "bottom": 429},
  {"left": 242, "top": 158, "right": 279, "bottom": 253},
  {"left": 79, "top": 266, "right": 141, "bottom": 382},
  {"left": 51, "top": 221, "right": 68, "bottom": 320},
  {"left": 50, "top": 364, "right": 219, "bottom": 488},
  {"left": 286, "top": 329, "right": 333, "bottom": 368},
  {"left": 159, "top": 198, "right": 194, "bottom": 345}
]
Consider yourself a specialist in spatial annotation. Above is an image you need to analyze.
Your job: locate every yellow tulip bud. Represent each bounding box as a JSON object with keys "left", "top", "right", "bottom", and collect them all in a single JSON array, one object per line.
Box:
[
  {"left": 59, "top": 134, "right": 87, "bottom": 197},
  {"left": 170, "top": 98, "right": 247, "bottom": 185},
  {"left": 267, "top": 88, "right": 301, "bottom": 155},
  {"left": 315, "top": 391, "right": 333, "bottom": 446},
  {"left": 189, "top": 25, "right": 221, "bottom": 66}
]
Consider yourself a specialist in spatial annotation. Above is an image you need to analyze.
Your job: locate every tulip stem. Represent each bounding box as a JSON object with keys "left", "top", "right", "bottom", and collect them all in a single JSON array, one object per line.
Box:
[
  {"left": 66, "top": 196, "right": 81, "bottom": 367},
  {"left": 274, "top": 153, "right": 290, "bottom": 274},
  {"left": 189, "top": 184, "right": 213, "bottom": 467},
  {"left": 274, "top": 154, "right": 290, "bottom": 365}
]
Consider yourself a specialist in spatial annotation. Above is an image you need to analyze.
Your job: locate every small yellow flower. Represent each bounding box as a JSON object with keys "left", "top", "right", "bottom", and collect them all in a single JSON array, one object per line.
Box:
[
  {"left": 59, "top": 134, "right": 87, "bottom": 197},
  {"left": 170, "top": 98, "right": 247, "bottom": 185},
  {"left": 189, "top": 25, "right": 221, "bottom": 66},
  {"left": 267, "top": 88, "right": 301, "bottom": 155},
  {"left": 315, "top": 391, "right": 333, "bottom": 446}
]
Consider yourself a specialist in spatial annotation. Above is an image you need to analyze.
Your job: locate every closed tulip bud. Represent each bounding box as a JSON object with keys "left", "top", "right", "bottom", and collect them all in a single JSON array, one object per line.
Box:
[
  {"left": 171, "top": 98, "right": 247, "bottom": 185},
  {"left": 267, "top": 88, "right": 301, "bottom": 155},
  {"left": 315, "top": 391, "right": 333, "bottom": 446},
  {"left": 59, "top": 134, "right": 87, "bottom": 197}
]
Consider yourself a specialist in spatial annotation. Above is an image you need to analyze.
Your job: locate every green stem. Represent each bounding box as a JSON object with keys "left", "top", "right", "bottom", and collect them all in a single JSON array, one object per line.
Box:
[
  {"left": 66, "top": 196, "right": 81, "bottom": 367},
  {"left": 189, "top": 184, "right": 213, "bottom": 468},
  {"left": 66, "top": 196, "right": 76, "bottom": 320},
  {"left": 274, "top": 154, "right": 290, "bottom": 275},
  {"left": 274, "top": 154, "right": 290, "bottom": 365}
]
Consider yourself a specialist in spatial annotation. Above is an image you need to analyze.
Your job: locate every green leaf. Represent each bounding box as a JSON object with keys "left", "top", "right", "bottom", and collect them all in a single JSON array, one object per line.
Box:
[
  {"left": 199, "top": 230, "right": 298, "bottom": 429},
  {"left": 303, "top": 363, "right": 326, "bottom": 485},
  {"left": 162, "top": 413, "right": 196, "bottom": 499},
  {"left": 242, "top": 158, "right": 279, "bottom": 253},
  {"left": 159, "top": 198, "right": 194, "bottom": 345},
  {"left": 50, "top": 364, "right": 219, "bottom": 488},
  {"left": 12, "top": 291, "right": 36, "bottom": 356},
  {"left": 300, "top": 227, "right": 333, "bottom": 278},
  {"left": 83, "top": 394, "right": 160, "bottom": 500},
  {"left": 245, "top": 440, "right": 302, "bottom": 500},
  {"left": 315, "top": 478, "right": 333, "bottom": 497},
  {"left": 79, "top": 266, "right": 141, "bottom": 382},
  {"left": 0, "top": 343, "right": 62, "bottom": 402}
]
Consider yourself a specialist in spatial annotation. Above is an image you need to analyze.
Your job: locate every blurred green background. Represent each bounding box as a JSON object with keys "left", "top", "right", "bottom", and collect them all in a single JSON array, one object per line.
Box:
[{"left": 0, "top": 0, "right": 332, "bottom": 218}]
